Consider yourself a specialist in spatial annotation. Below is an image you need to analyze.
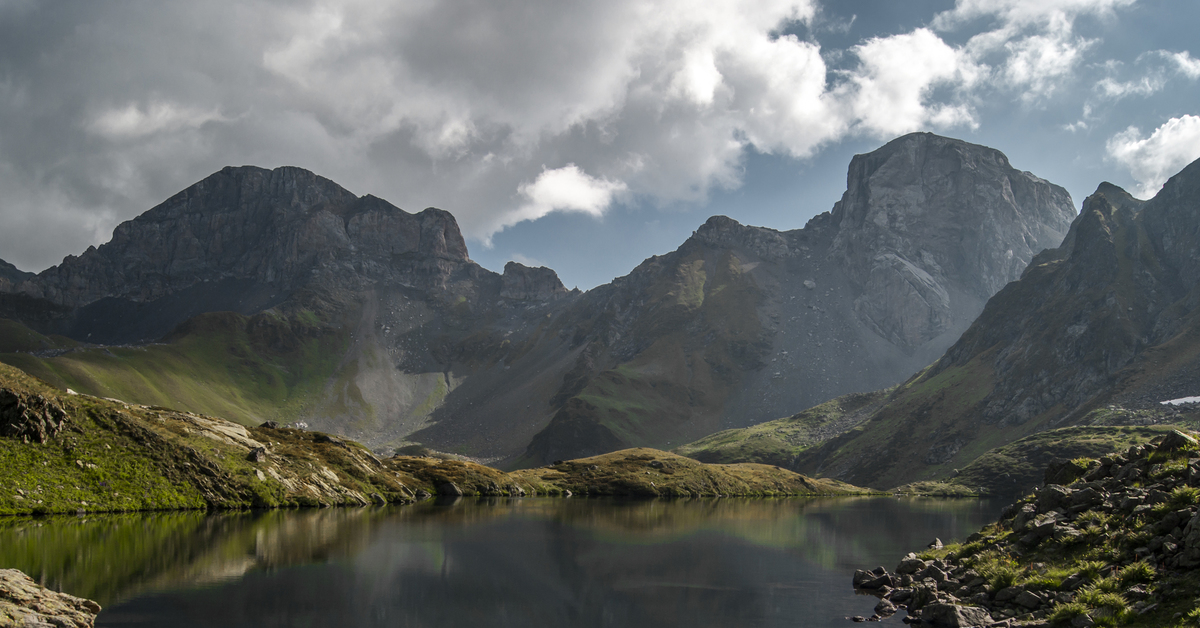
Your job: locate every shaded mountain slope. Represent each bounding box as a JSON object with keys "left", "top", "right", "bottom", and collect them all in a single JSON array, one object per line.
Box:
[
  {"left": 511, "top": 132, "right": 1075, "bottom": 466},
  {"left": 792, "top": 156, "right": 1200, "bottom": 489}
]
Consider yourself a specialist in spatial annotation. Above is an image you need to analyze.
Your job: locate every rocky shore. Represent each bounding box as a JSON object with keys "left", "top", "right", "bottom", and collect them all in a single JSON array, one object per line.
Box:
[
  {"left": 0, "top": 569, "right": 100, "bottom": 627},
  {"left": 853, "top": 429, "right": 1200, "bottom": 627}
]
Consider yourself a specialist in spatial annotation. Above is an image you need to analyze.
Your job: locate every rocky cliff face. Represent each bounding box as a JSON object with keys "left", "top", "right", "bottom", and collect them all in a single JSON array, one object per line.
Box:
[
  {"left": 500, "top": 262, "right": 569, "bottom": 301},
  {"left": 0, "top": 259, "right": 31, "bottom": 293},
  {"left": 797, "top": 156, "right": 1200, "bottom": 489},
  {"left": 509, "top": 133, "right": 1075, "bottom": 466},
  {"left": 831, "top": 133, "right": 1074, "bottom": 347},
  {"left": 15, "top": 166, "right": 471, "bottom": 309}
]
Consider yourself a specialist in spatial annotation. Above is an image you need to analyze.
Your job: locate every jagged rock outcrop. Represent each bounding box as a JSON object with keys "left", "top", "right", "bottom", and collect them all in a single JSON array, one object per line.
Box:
[
  {"left": 797, "top": 155, "right": 1200, "bottom": 490},
  {"left": 0, "top": 568, "right": 100, "bottom": 628},
  {"left": 500, "top": 262, "right": 569, "bottom": 301},
  {"left": 0, "top": 259, "right": 31, "bottom": 293},
  {"left": 0, "top": 389, "right": 68, "bottom": 444}
]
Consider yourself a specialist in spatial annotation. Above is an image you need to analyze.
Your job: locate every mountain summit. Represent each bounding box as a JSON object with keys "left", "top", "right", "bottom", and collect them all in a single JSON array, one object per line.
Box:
[
  {"left": 513, "top": 132, "right": 1075, "bottom": 464},
  {"left": 790, "top": 154, "right": 1200, "bottom": 489}
]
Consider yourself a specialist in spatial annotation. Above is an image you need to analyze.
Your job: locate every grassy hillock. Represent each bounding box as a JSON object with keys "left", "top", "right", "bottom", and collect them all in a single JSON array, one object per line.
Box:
[
  {"left": 855, "top": 429, "right": 1200, "bottom": 627},
  {"left": 0, "top": 312, "right": 350, "bottom": 429},
  {"left": 508, "top": 448, "right": 868, "bottom": 497},
  {"left": 674, "top": 389, "right": 890, "bottom": 465}
]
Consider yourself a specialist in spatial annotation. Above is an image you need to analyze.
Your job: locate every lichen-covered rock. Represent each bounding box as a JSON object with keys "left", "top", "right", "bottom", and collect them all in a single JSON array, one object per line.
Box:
[{"left": 0, "top": 568, "right": 100, "bottom": 627}]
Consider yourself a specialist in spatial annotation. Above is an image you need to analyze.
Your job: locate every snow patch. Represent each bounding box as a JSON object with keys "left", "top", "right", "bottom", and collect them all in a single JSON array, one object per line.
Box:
[{"left": 1160, "top": 397, "right": 1200, "bottom": 406}]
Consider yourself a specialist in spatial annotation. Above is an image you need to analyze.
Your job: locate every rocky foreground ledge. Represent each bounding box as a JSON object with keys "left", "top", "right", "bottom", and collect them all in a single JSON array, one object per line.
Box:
[
  {"left": 0, "top": 569, "right": 100, "bottom": 627},
  {"left": 853, "top": 430, "right": 1200, "bottom": 627}
]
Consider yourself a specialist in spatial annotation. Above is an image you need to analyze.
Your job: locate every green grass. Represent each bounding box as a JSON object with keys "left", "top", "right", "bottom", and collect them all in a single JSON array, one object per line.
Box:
[
  {"left": 675, "top": 389, "right": 891, "bottom": 465},
  {"left": 507, "top": 448, "right": 872, "bottom": 497},
  {"left": 0, "top": 311, "right": 351, "bottom": 427},
  {"left": 0, "top": 319, "right": 78, "bottom": 353},
  {"left": 912, "top": 425, "right": 1171, "bottom": 496}
]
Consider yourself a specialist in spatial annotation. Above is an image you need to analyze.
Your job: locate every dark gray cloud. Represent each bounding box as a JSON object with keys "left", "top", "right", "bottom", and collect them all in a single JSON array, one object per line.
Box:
[{"left": 0, "top": 0, "right": 1196, "bottom": 287}]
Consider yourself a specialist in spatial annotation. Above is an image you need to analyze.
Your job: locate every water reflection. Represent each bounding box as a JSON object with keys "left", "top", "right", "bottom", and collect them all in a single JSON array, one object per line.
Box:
[{"left": 0, "top": 497, "right": 1004, "bottom": 627}]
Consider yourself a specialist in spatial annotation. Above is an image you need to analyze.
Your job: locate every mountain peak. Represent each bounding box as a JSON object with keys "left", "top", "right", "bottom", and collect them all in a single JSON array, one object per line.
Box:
[
  {"left": 691, "top": 215, "right": 791, "bottom": 261},
  {"left": 13, "top": 166, "right": 475, "bottom": 323},
  {"left": 828, "top": 132, "right": 1076, "bottom": 347},
  {"left": 501, "top": 262, "right": 567, "bottom": 301}
]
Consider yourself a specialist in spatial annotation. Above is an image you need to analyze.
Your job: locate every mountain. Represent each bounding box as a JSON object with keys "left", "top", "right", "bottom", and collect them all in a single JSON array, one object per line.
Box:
[
  {"left": 0, "top": 165, "right": 580, "bottom": 454},
  {"left": 0, "top": 259, "right": 31, "bottom": 293},
  {"left": 785, "top": 155, "right": 1200, "bottom": 489},
  {"left": 0, "top": 133, "right": 1075, "bottom": 463},
  {"left": 512, "top": 132, "right": 1075, "bottom": 465}
]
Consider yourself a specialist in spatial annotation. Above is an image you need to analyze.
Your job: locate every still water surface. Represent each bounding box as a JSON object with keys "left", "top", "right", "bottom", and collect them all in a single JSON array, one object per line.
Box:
[{"left": 0, "top": 497, "right": 1004, "bottom": 627}]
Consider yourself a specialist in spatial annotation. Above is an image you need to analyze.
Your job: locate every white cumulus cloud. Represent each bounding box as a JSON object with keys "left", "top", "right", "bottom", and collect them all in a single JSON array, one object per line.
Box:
[
  {"left": 502, "top": 165, "right": 628, "bottom": 238},
  {"left": 1107, "top": 115, "right": 1200, "bottom": 198},
  {"left": 839, "top": 28, "right": 980, "bottom": 137}
]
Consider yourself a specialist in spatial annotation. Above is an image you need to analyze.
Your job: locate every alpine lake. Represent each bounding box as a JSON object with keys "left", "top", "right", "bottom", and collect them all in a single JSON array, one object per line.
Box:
[{"left": 2, "top": 496, "right": 1007, "bottom": 627}]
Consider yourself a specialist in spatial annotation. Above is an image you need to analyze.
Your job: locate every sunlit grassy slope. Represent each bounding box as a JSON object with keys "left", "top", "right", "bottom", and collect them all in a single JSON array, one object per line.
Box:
[
  {"left": 674, "top": 389, "right": 890, "bottom": 465},
  {"left": 0, "top": 312, "right": 350, "bottom": 426}
]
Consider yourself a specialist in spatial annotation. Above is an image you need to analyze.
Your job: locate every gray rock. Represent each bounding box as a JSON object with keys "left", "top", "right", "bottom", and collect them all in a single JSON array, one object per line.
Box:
[
  {"left": 0, "top": 568, "right": 100, "bottom": 627},
  {"left": 898, "top": 556, "right": 929, "bottom": 575},
  {"left": 0, "top": 390, "right": 68, "bottom": 444},
  {"left": 922, "top": 603, "right": 994, "bottom": 627},
  {"left": 500, "top": 261, "right": 568, "bottom": 301},
  {"left": 831, "top": 133, "right": 1074, "bottom": 349},
  {"left": 1037, "top": 485, "right": 1073, "bottom": 512},
  {"left": 994, "top": 586, "right": 1025, "bottom": 602},
  {"left": 1157, "top": 430, "right": 1198, "bottom": 453},
  {"left": 1014, "top": 590, "right": 1043, "bottom": 609}
]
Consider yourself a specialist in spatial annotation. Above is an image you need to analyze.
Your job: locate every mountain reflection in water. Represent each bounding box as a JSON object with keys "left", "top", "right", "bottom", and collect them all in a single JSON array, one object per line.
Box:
[{"left": 0, "top": 497, "right": 1005, "bottom": 627}]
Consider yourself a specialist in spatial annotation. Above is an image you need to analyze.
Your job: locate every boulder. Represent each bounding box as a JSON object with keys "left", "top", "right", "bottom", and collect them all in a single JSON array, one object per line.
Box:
[
  {"left": 897, "top": 555, "right": 929, "bottom": 575},
  {"left": 1037, "top": 485, "right": 1073, "bottom": 512},
  {"left": 1014, "top": 590, "right": 1044, "bottom": 609},
  {"left": 1157, "top": 430, "right": 1198, "bottom": 453},
  {"left": 922, "top": 603, "right": 993, "bottom": 627}
]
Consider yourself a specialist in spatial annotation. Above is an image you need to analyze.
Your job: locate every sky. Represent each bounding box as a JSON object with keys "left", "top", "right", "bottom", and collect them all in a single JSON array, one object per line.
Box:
[{"left": 0, "top": 0, "right": 1198, "bottom": 290}]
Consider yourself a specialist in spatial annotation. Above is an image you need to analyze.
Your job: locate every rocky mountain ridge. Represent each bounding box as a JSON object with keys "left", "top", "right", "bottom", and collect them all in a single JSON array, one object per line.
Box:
[
  {"left": 0, "top": 133, "right": 1076, "bottom": 464},
  {"left": 513, "top": 132, "right": 1075, "bottom": 465},
  {"left": 787, "top": 154, "right": 1200, "bottom": 490}
]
